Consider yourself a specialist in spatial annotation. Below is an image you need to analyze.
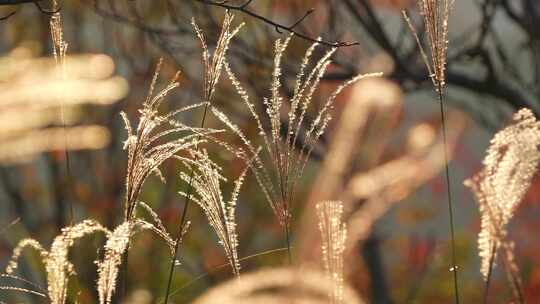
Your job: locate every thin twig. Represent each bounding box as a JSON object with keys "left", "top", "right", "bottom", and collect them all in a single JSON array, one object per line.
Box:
[
  {"left": 194, "top": 0, "right": 358, "bottom": 47},
  {"left": 0, "top": 10, "right": 16, "bottom": 20},
  {"left": 0, "top": 218, "right": 20, "bottom": 235}
]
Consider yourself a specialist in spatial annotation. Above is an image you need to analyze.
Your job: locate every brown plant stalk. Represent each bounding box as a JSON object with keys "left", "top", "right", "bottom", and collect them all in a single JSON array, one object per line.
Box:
[{"left": 403, "top": 1, "right": 459, "bottom": 302}]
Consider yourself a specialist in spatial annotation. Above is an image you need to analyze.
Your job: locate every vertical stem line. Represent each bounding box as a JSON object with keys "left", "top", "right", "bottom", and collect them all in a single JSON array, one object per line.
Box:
[
  {"left": 438, "top": 87, "right": 460, "bottom": 304},
  {"left": 501, "top": 244, "right": 525, "bottom": 304},
  {"left": 284, "top": 220, "right": 292, "bottom": 264},
  {"left": 163, "top": 103, "right": 210, "bottom": 304},
  {"left": 483, "top": 244, "right": 497, "bottom": 304}
]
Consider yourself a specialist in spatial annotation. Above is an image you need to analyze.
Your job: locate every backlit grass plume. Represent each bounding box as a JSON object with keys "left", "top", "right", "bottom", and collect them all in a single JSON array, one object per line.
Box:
[
  {"left": 121, "top": 59, "right": 218, "bottom": 221},
  {"left": 0, "top": 49, "right": 127, "bottom": 164},
  {"left": 212, "top": 35, "right": 381, "bottom": 252},
  {"left": 403, "top": 0, "right": 451, "bottom": 93},
  {"left": 403, "top": 1, "right": 458, "bottom": 301},
  {"left": 96, "top": 202, "right": 177, "bottom": 304},
  {"left": 192, "top": 267, "right": 365, "bottom": 304},
  {"left": 5, "top": 220, "right": 109, "bottom": 304},
  {"left": 96, "top": 215, "right": 176, "bottom": 304},
  {"left": 316, "top": 201, "right": 347, "bottom": 304},
  {"left": 178, "top": 150, "right": 246, "bottom": 276},
  {"left": 192, "top": 11, "right": 244, "bottom": 103},
  {"left": 464, "top": 108, "right": 540, "bottom": 301},
  {"left": 3, "top": 217, "right": 175, "bottom": 304},
  {"left": 50, "top": 0, "right": 67, "bottom": 68},
  {"left": 162, "top": 12, "right": 244, "bottom": 303},
  {"left": 120, "top": 57, "right": 220, "bottom": 302}
]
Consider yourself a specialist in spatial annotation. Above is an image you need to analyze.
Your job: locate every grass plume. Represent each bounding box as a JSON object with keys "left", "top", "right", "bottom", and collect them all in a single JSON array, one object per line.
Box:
[
  {"left": 5, "top": 220, "right": 109, "bottom": 304},
  {"left": 213, "top": 35, "right": 381, "bottom": 261},
  {"left": 464, "top": 108, "right": 540, "bottom": 303},
  {"left": 121, "top": 59, "right": 216, "bottom": 221},
  {"left": 316, "top": 201, "right": 347, "bottom": 304},
  {"left": 192, "top": 267, "right": 365, "bottom": 304},
  {"left": 96, "top": 217, "right": 176, "bottom": 304},
  {"left": 178, "top": 150, "right": 246, "bottom": 277},
  {"left": 403, "top": 1, "right": 458, "bottom": 301},
  {"left": 162, "top": 11, "right": 243, "bottom": 303}
]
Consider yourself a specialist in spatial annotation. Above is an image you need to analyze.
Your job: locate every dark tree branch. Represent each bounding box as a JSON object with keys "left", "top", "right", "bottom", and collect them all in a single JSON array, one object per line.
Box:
[
  {"left": 0, "top": 0, "right": 42, "bottom": 4},
  {"left": 290, "top": 8, "right": 314, "bottom": 30},
  {"left": 32, "top": 0, "right": 61, "bottom": 14},
  {"left": 0, "top": 0, "right": 60, "bottom": 21},
  {"left": 86, "top": 0, "right": 190, "bottom": 36},
  {"left": 362, "top": 236, "right": 393, "bottom": 304},
  {"left": 340, "top": 0, "right": 539, "bottom": 117},
  {"left": 0, "top": 9, "right": 15, "bottom": 19},
  {"left": 193, "top": 0, "right": 359, "bottom": 47}
]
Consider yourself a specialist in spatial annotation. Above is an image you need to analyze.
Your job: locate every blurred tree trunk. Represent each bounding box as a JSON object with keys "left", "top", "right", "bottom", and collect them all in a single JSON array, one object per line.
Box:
[{"left": 362, "top": 235, "right": 393, "bottom": 304}]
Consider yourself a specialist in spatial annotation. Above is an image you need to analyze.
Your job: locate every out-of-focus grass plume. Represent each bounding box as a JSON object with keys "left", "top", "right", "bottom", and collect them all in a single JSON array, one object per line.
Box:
[
  {"left": 192, "top": 267, "right": 365, "bottom": 304},
  {"left": 298, "top": 78, "right": 467, "bottom": 263},
  {"left": 0, "top": 47, "right": 128, "bottom": 164}
]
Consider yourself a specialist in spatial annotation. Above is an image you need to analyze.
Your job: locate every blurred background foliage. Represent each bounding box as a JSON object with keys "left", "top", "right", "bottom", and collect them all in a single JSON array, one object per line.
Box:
[{"left": 1, "top": 0, "right": 540, "bottom": 303}]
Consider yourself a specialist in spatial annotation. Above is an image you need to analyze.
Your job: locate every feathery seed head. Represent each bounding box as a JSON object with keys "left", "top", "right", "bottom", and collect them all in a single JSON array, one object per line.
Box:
[
  {"left": 6, "top": 220, "right": 109, "bottom": 304},
  {"left": 122, "top": 60, "right": 218, "bottom": 221},
  {"left": 465, "top": 108, "right": 540, "bottom": 280},
  {"left": 403, "top": 0, "right": 452, "bottom": 92},
  {"left": 214, "top": 35, "right": 381, "bottom": 227},
  {"left": 178, "top": 150, "right": 244, "bottom": 276},
  {"left": 316, "top": 201, "right": 347, "bottom": 304}
]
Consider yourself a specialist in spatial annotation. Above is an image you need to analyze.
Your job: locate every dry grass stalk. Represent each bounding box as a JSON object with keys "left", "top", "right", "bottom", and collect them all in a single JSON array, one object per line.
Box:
[
  {"left": 316, "top": 201, "right": 347, "bottom": 304},
  {"left": 403, "top": 2, "right": 459, "bottom": 301},
  {"left": 121, "top": 57, "right": 223, "bottom": 302},
  {"left": 162, "top": 12, "right": 244, "bottom": 303},
  {"left": 213, "top": 35, "right": 381, "bottom": 230},
  {"left": 2, "top": 218, "right": 175, "bottom": 304},
  {"left": 192, "top": 267, "right": 365, "bottom": 304},
  {"left": 0, "top": 50, "right": 127, "bottom": 164},
  {"left": 403, "top": 0, "right": 452, "bottom": 92},
  {"left": 96, "top": 217, "right": 176, "bottom": 304},
  {"left": 178, "top": 150, "right": 245, "bottom": 276},
  {"left": 5, "top": 220, "right": 109, "bottom": 304},
  {"left": 121, "top": 59, "right": 220, "bottom": 221},
  {"left": 192, "top": 11, "right": 244, "bottom": 103},
  {"left": 0, "top": 285, "right": 48, "bottom": 299},
  {"left": 464, "top": 108, "right": 540, "bottom": 301},
  {"left": 1, "top": 242, "right": 49, "bottom": 299},
  {"left": 50, "top": 0, "right": 67, "bottom": 68},
  {"left": 3, "top": 53, "right": 191, "bottom": 301}
]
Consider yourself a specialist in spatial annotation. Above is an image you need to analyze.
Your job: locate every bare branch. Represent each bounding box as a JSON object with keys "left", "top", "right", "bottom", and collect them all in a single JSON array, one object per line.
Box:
[{"left": 194, "top": 0, "right": 359, "bottom": 47}]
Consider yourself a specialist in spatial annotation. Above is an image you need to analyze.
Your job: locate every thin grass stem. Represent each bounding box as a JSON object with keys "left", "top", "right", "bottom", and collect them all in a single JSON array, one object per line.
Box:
[
  {"left": 159, "top": 247, "right": 289, "bottom": 303},
  {"left": 437, "top": 87, "right": 460, "bottom": 304},
  {"left": 284, "top": 221, "right": 292, "bottom": 264},
  {"left": 483, "top": 244, "right": 497, "bottom": 304},
  {"left": 163, "top": 104, "right": 210, "bottom": 304}
]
